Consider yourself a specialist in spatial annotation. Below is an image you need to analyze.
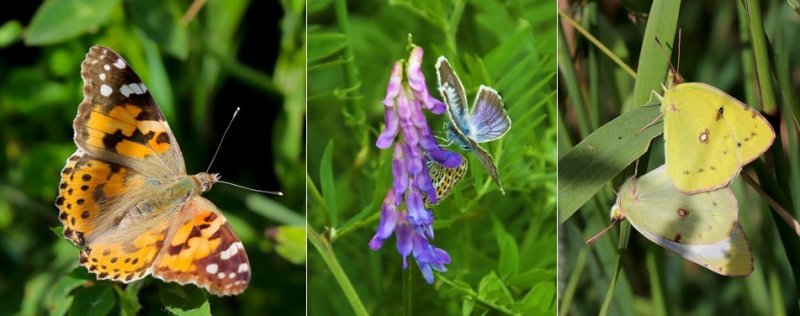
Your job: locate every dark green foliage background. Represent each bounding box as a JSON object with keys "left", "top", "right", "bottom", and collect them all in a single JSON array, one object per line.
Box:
[
  {"left": 0, "top": 0, "right": 306, "bottom": 314},
  {"left": 308, "top": 0, "right": 557, "bottom": 314},
  {"left": 559, "top": 0, "right": 800, "bottom": 315}
]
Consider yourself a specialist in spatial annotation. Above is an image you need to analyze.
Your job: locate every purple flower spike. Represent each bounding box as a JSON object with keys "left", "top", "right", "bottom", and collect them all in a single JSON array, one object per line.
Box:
[{"left": 369, "top": 44, "right": 458, "bottom": 284}]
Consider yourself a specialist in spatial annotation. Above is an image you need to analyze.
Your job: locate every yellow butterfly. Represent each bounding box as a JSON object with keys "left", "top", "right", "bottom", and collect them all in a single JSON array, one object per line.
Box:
[
  {"left": 659, "top": 68, "right": 775, "bottom": 193},
  {"left": 610, "top": 165, "right": 753, "bottom": 276}
]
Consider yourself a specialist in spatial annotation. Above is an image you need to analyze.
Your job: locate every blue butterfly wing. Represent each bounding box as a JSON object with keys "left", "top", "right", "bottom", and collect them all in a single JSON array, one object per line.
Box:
[
  {"left": 467, "top": 86, "right": 511, "bottom": 143},
  {"left": 436, "top": 57, "right": 469, "bottom": 121}
]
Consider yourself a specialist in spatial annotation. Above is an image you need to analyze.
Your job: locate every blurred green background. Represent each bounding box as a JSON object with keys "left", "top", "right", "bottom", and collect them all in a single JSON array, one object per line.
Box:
[
  {"left": 559, "top": 0, "right": 800, "bottom": 315},
  {"left": 308, "top": 0, "right": 557, "bottom": 314},
  {"left": 0, "top": 0, "right": 305, "bottom": 314}
]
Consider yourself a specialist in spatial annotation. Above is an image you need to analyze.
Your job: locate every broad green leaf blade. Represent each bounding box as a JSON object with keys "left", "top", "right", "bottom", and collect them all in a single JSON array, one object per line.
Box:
[
  {"left": 308, "top": 32, "right": 348, "bottom": 64},
  {"left": 0, "top": 20, "right": 23, "bottom": 48},
  {"left": 246, "top": 194, "right": 304, "bottom": 226},
  {"left": 159, "top": 283, "right": 210, "bottom": 316},
  {"left": 126, "top": 0, "right": 189, "bottom": 59},
  {"left": 630, "top": 0, "right": 681, "bottom": 107},
  {"left": 69, "top": 284, "right": 115, "bottom": 316},
  {"left": 558, "top": 106, "right": 662, "bottom": 223},
  {"left": 274, "top": 225, "right": 307, "bottom": 265},
  {"left": 25, "top": 0, "right": 122, "bottom": 45}
]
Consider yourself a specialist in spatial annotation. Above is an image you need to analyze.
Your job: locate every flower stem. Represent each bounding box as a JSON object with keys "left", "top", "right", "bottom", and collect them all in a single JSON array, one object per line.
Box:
[
  {"left": 403, "top": 268, "right": 412, "bottom": 316},
  {"left": 308, "top": 228, "right": 368, "bottom": 316}
]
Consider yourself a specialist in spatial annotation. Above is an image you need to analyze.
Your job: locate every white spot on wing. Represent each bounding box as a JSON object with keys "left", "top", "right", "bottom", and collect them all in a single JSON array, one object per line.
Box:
[
  {"left": 100, "top": 84, "right": 112, "bottom": 97},
  {"left": 220, "top": 242, "right": 242, "bottom": 260},
  {"left": 217, "top": 272, "right": 226, "bottom": 279},
  {"left": 238, "top": 263, "right": 249, "bottom": 272},
  {"left": 120, "top": 84, "right": 133, "bottom": 97},
  {"left": 228, "top": 272, "right": 236, "bottom": 279},
  {"left": 99, "top": 73, "right": 106, "bottom": 81},
  {"left": 205, "top": 263, "right": 219, "bottom": 274},
  {"left": 113, "top": 58, "right": 126, "bottom": 69},
  {"left": 103, "top": 64, "right": 111, "bottom": 71},
  {"left": 130, "top": 83, "right": 144, "bottom": 94}
]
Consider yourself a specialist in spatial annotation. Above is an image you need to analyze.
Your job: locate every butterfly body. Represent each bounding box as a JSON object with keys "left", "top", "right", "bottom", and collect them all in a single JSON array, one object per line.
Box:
[
  {"left": 56, "top": 46, "right": 250, "bottom": 296},
  {"left": 612, "top": 165, "right": 752, "bottom": 277},
  {"left": 660, "top": 71, "right": 775, "bottom": 193},
  {"left": 435, "top": 57, "right": 511, "bottom": 194}
]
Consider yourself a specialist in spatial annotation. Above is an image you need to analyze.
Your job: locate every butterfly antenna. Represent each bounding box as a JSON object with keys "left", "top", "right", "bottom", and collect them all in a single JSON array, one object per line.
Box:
[
  {"left": 586, "top": 218, "right": 619, "bottom": 245},
  {"left": 676, "top": 29, "right": 682, "bottom": 75},
  {"left": 206, "top": 107, "right": 240, "bottom": 173},
  {"left": 654, "top": 37, "right": 677, "bottom": 74},
  {"left": 218, "top": 180, "right": 283, "bottom": 196}
]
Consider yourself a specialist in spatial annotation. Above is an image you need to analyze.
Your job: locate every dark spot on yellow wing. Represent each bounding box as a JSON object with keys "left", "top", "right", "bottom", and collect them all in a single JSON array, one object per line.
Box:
[
  {"left": 156, "top": 132, "right": 170, "bottom": 144},
  {"left": 737, "top": 142, "right": 742, "bottom": 147},
  {"left": 80, "top": 211, "right": 90, "bottom": 219},
  {"left": 59, "top": 211, "right": 67, "bottom": 220},
  {"left": 60, "top": 182, "right": 68, "bottom": 189},
  {"left": 698, "top": 168, "right": 704, "bottom": 173},
  {"left": 204, "top": 213, "right": 218, "bottom": 223},
  {"left": 102, "top": 249, "right": 111, "bottom": 256},
  {"left": 56, "top": 196, "right": 65, "bottom": 205},
  {"left": 76, "top": 198, "right": 85, "bottom": 205},
  {"left": 209, "top": 229, "right": 222, "bottom": 240},
  {"left": 683, "top": 170, "right": 690, "bottom": 175},
  {"left": 79, "top": 256, "right": 87, "bottom": 264},
  {"left": 89, "top": 265, "right": 97, "bottom": 271},
  {"left": 677, "top": 208, "right": 689, "bottom": 218},
  {"left": 111, "top": 257, "right": 118, "bottom": 263},
  {"left": 710, "top": 166, "right": 716, "bottom": 171},
  {"left": 70, "top": 217, "right": 75, "bottom": 226},
  {"left": 62, "top": 167, "right": 73, "bottom": 175},
  {"left": 712, "top": 201, "right": 718, "bottom": 206},
  {"left": 723, "top": 150, "right": 728, "bottom": 155},
  {"left": 80, "top": 185, "right": 89, "bottom": 191},
  {"left": 124, "top": 258, "right": 131, "bottom": 263},
  {"left": 67, "top": 188, "right": 73, "bottom": 195},
  {"left": 131, "top": 258, "right": 139, "bottom": 265},
  {"left": 98, "top": 272, "right": 108, "bottom": 279},
  {"left": 125, "top": 274, "right": 133, "bottom": 282},
  {"left": 716, "top": 106, "right": 724, "bottom": 120},
  {"left": 82, "top": 174, "right": 92, "bottom": 182}
]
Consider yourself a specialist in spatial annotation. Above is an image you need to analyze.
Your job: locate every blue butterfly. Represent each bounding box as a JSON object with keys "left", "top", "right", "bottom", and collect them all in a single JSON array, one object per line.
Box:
[{"left": 435, "top": 57, "right": 511, "bottom": 194}]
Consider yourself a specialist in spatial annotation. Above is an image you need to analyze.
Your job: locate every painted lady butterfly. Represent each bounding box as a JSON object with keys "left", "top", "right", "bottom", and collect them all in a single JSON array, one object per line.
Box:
[{"left": 56, "top": 46, "right": 251, "bottom": 296}]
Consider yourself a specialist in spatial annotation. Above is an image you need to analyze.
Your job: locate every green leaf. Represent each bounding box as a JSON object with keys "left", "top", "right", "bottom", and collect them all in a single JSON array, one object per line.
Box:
[
  {"left": 119, "top": 281, "right": 143, "bottom": 316},
  {"left": 787, "top": 0, "right": 800, "bottom": 15},
  {"left": 461, "top": 296, "right": 475, "bottom": 316},
  {"left": 25, "top": 0, "right": 122, "bottom": 45},
  {"left": 45, "top": 272, "right": 86, "bottom": 316},
  {"left": 69, "top": 284, "right": 115, "bottom": 316},
  {"left": 557, "top": 106, "right": 662, "bottom": 223},
  {"left": 308, "top": 32, "right": 348, "bottom": 64},
  {"left": 159, "top": 283, "right": 210, "bottom": 316},
  {"left": 274, "top": 225, "right": 307, "bottom": 265},
  {"left": 126, "top": 0, "right": 189, "bottom": 59},
  {"left": 493, "top": 217, "right": 519, "bottom": 278},
  {"left": 320, "top": 140, "right": 337, "bottom": 226},
  {"left": 630, "top": 0, "right": 681, "bottom": 106},
  {"left": 0, "top": 20, "right": 23, "bottom": 47},
  {"left": 246, "top": 194, "right": 304, "bottom": 225},
  {"left": 515, "top": 282, "right": 555, "bottom": 314},
  {"left": 476, "top": 271, "right": 514, "bottom": 307}
]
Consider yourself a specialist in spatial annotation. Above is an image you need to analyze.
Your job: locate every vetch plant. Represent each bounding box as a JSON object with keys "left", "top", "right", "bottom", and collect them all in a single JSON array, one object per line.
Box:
[{"left": 368, "top": 44, "right": 462, "bottom": 284}]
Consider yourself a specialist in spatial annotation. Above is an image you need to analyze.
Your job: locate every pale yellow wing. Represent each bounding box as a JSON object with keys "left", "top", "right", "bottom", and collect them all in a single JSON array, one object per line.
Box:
[
  {"left": 614, "top": 166, "right": 753, "bottom": 276},
  {"left": 661, "top": 82, "right": 774, "bottom": 193}
]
